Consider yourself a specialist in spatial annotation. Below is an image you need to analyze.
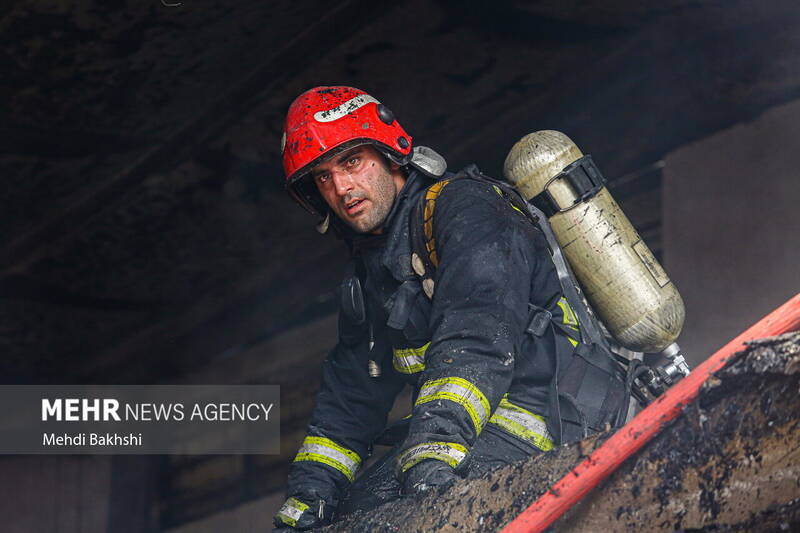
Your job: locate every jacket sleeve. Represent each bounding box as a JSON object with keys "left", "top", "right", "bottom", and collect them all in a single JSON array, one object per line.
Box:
[
  {"left": 396, "top": 178, "right": 544, "bottom": 476},
  {"left": 282, "top": 306, "right": 406, "bottom": 511}
]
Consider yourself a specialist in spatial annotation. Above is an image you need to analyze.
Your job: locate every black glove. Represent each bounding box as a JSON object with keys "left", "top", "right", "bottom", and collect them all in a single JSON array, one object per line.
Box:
[
  {"left": 401, "top": 459, "right": 460, "bottom": 495},
  {"left": 273, "top": 497, "right": 332, "bottom": 531}
]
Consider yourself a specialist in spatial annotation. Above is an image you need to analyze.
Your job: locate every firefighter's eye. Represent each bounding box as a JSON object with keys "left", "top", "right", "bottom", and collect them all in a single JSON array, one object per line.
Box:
[
  {"left": 346, "top": 156, "right": 360, "bottom": 167},
  {"left": 315, "top": 173, "right": 330, "bottom": 184}
]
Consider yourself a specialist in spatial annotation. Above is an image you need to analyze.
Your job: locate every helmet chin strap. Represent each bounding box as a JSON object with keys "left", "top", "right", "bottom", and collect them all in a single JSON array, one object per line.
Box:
[{"left": 316, "top": 211, "right": 331, "bottom": 234}]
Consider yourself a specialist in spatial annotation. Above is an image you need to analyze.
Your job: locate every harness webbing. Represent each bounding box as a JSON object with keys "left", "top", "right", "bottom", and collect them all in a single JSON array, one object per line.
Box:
[
  {"left": 421, "top": 179, "right": 452, "bottom": 268},
  {"left": 409, "top": 168, "right": 631, "bottom": 442}
]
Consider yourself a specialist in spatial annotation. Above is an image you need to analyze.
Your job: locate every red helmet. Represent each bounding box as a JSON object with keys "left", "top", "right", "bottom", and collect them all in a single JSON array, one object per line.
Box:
[{"left": 281, "top": 86, "right": 413, "bottom": 215}]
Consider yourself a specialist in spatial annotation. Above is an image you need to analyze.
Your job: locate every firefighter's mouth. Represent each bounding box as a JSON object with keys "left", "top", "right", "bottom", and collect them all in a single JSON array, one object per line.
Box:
[{"left": 344, "top": 198, "right": 366, "bottom": 214}]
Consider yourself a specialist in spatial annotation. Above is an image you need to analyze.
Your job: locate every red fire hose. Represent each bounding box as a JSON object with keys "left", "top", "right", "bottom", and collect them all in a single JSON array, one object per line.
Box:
[{"left": 501, "top": 293, "right": 800, "bottom": 533}]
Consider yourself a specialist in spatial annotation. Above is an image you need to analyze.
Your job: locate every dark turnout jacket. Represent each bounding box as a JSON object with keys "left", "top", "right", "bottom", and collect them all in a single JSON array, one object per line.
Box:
[{"left": 282, "top": 166, "right": 580, "bottom": 512}]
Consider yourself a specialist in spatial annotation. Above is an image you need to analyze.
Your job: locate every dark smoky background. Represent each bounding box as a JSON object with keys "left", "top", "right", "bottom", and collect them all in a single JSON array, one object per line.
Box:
[{"left": 1, "top": 1, "right": 798, "bottom": 531}]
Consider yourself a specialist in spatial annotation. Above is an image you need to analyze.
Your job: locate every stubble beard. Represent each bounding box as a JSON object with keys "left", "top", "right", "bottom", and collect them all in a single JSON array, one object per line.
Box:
[{"left": 342, "top": 167, "right": 397, "bottom": 234}]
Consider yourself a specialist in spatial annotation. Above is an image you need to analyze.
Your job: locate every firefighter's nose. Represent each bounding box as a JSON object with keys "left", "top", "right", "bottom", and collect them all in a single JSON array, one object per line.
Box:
[{"left": 331, "top": 170, "right": 354, "bottom": 196}]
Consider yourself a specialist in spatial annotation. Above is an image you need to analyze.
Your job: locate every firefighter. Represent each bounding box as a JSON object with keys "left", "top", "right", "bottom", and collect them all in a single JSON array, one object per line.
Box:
[{"left": 273, "top": 86, "right": 592, "bottom": 531}]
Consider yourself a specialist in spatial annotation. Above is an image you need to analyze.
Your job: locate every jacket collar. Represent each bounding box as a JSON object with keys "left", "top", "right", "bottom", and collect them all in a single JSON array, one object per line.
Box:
[{"left": 349, "top": 169, "right": 433, "bottom": 282}]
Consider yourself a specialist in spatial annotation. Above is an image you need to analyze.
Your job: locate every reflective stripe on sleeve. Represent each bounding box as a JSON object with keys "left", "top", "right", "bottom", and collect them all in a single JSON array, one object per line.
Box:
[
  {"left": 415, "top": 377, "right": 490, "bottom": 434},
  {"left": 396, "top": 441, "right": 468, "bottom": 474},
  {"left": 392, "top": 342, "right": 429, "bottom": 374},
  {"left": 276, "top": 497, "right": 308, "bottom": 527},
  {"left": 489, "top": 397, "right": 554, "bottom": 452},
  {"left": 293, "top": 436, "right": 362, "bottom": 482}
]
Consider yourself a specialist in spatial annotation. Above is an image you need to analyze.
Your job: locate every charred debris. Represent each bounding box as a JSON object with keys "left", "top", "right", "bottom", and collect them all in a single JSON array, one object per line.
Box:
[{"left": 323, "top": 332, "right": 800, "bottom": 532}]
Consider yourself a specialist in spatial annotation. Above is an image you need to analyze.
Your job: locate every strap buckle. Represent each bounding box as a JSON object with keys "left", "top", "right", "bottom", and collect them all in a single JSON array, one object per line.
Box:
[
  {"left": 531, "top": 155, "right": 607, "bottom": 217},
  {"left": 526, "top": 305, "right": 553, "bottom": 337}
]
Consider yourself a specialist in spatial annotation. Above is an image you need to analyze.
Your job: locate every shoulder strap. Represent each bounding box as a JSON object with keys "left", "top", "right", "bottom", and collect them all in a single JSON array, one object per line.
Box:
[
  {"left": 420, "top": 179, "right": 452, "bottom": 268},
  {"left": 409, "top": 178, "right": 452, "bottom": 299},
  {"left": 472, "top": 169, "right": 614, "bottom": 351},
  {"left": 408, "top": 168, "right": 633, "bottom": 440},
  {"left": 409, "top": 168, "right": 611, "bottom": 352},
  {"left": 409, "top": 169, "right": 527, "bottom": 298}
]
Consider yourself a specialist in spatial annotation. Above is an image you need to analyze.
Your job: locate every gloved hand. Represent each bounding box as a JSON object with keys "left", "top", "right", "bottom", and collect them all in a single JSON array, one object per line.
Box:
[
  {"left": 272, "top": 497, "right": 332, "bottom": 531},
  {"left": 401, "top": 459, "right": 460, "bottom": 495}
]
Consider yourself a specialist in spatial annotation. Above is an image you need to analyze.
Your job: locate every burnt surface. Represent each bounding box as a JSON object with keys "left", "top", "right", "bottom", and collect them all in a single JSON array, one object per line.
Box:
[{"left": 322, "top": 332, "right": 800, "bottom": 532}]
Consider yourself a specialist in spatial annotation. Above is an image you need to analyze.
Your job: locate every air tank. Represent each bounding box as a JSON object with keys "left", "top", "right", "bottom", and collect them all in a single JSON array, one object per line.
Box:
[{"left": 503, "top": 130, "right": 684, "bottom": 353}]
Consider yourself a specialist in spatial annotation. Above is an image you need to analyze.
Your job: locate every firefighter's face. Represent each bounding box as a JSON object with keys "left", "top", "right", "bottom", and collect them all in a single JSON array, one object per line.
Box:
[{"left": 312, "top": 145, "right": 406, "bottom": 234}]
